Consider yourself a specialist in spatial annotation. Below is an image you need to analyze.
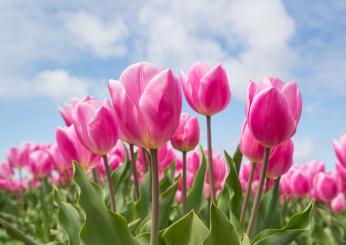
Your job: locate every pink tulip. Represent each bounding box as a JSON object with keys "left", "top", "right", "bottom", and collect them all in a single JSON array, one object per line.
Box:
[
  {"left": 45, "top": 144, "right": 72, "bottom": 174},
  {"left": 313, "top": 172, "right": 339, "bottom": 202},
  {"left": 97, "top": 142, "right": 125, "bottom": 179},
  {"left": 335, "top": 161, "right": 346, "bottom": 192},
  {"left": 290, "top": 170, "right": 310, "bottom": 196},
  {"left": 246, "top": 78, "right": 302, "bottom": 147},
  {"left": 108, "top": 62, "right": 182, "bottom": 149},
  {"left": 72, "top": 96, "right": 118, "bottom": 156},
  {"left": 28, "top": 149, "right": 54, "bottom": 178},
  {"left": 331, "top": 193, "right": 346, "bottom": 213},
  {"left": 239, "top": 120, "right": 265, "bottom": 163},
  {"left": 58, "top": 97, "right": 80, "bottom": 126},
  {"left": 333, "top": 134, "right": 346, "bottom": 167},
  {"left": 7, "top": 142, "right": 39, "bottom": 168},
  {"left": 56, "top": 125, "right": 98, "bottom": 171},
  {"left": 256, "top": 139, "right": 294, "bottom": 178},
  {"left": 171, "top": 113, "right": 200, "bottom": 152},
  {"left": 180, "top": 62, "right": 231, "bottom": 116},
  {"left": 0, "top": 162, "right": 14, "bottom": 179}
]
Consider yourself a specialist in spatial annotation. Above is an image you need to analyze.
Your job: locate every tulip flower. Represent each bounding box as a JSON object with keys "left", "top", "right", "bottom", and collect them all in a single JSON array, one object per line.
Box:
[
  {"left": 71, "top": 96, "right": 119, "bottom": 211},
  {"left": 56, "top": 125, "right": 98, "bottom": 171},
  {"left": 109, "top": 62, "right": 182, "bottom": 245},
  {"left": 246, "top": 78, "right": 302, "bottom": 147},
  {"left": 0, "top": 162, "right": 14, "bottom": 180},
  {"left": 180, "top": 62, "right": 231, "bottom": 203},
  {"left": 7, "top": 142, "right": 39, "bottom": 169},
  {"left": 290, "top": 170, "right": 310, "bottom": 197},
  {"left": 313, "top": 172, "right": 339, "bottom": 202},
  {"left": 333, "top": 134, "right": 346, "bottom": 167},
  {"left": 331, "top": 193, "right": 346, "bottom": 213},
  {"left": 170, "top": 112, "right": 200, "bottom": 213},
  {"left": 28, "top": 150, "right": 54, "bottom": 178}
]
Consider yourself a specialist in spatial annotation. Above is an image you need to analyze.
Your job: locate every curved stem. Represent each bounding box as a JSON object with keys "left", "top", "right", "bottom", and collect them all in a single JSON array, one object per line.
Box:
[
  {"left": 246, "top": 147, "right": 271, "bottom": 237},
  {"left": 150, "top": 149, "right": 159, "bottom": 245},
  {"left": 102, "top": 154, "right": 116, "bottom": 212},
  {"left": 240, "top": 162, "right": 256, "bottom": 227},
  {"left": 129, "top": 144, "right": 140, "bottom": 200},
  {"left": 182, "top": 151, "right": 187, "bottom": 214},
  {"left": 265, "top": 177, "right": 270, "bottom": 192},
  {"left": 142, "top": 147, "right": 149, "bottom": 172},
  {"left": 206, "top": 115, "right": 216, "bottom": 202},
  {"left": 92, "top": 168, "right": 100, "bottom": 184}
]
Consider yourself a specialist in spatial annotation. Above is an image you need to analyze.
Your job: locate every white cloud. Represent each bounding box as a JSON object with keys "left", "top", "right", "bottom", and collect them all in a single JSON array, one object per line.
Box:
[
  {"left": 63, "top": 11, "right": 128, "bottom": 58},
  {"left": 34, "top": 70, "right": 90, "bottom": 100}
]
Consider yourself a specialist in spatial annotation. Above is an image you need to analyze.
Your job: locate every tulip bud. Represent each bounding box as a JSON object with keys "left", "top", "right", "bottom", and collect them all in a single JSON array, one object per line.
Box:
[
  {"left": 180, "top": 63, "right": 231, "bottom": 116},
  {"left": 246, "top": 78, "right": 302, "bottom": 147},
  {"left": 331, "top": 193, "right": 346, "bottom": 213},
  {"left": 313, "top": 172, "right": 339, "bottom": 202},
  {"left": 56, "top": 125, "right": 98, "bottom": 171},
  {"left": 28, "top": 149, "right": 54, "bottom": 178},
  {"left": 58, "top": 97, "right": 80, "bottom": 126},
  {"left": 73, "top": 96, "right": 118, "bottom": 155},
  {"left": 171, "top": 113, "right": 200, "bottom": 152},
  {"left": 0, "top": 162, "right": 14, "bottom": 179},
  {"left": 290, "top": 170, "right": 310, "bottom": 196},
  {"left": 239, "top": 120, "right": 265, "bottom": 163},
  {"left": 6, "top": 142, "right": 39, "bottom": 168},
  {"left": 333, "top": 134, "right": 346, "bottom": 167}
]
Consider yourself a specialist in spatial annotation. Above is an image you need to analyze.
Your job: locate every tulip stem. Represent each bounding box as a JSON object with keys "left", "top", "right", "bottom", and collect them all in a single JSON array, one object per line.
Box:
[
  {"left": 102, "top": 155, "right": 116, "bottom": 212},
  {"left": 150, "top": 148, "right": 159, "bottom": 245},
  {"left": 129, "top": 144, "right": 140, "bottom": 200},
  {"left": 265, "top": 177, "right": 270, "bottom": 192},
  {"left": 18, "top": 168, "right": 24, "bottom": 210},
  {"left": 206, "top": 115, "right": 216, "bottom": 202},
  {"left": 142, "top": 147, "right": 149, "bottom": 172},
  {"left": 182, "top": 151, "right": 187, "bottom": 214},
  {"left": 92, "top": 168, "right": 100, "bottom": 184},
  {"left": 247, "top": 147, "right": 271, "bottom": 237},
  {"left": 240, "top": 162, "right": 256, "bottom": 228}
]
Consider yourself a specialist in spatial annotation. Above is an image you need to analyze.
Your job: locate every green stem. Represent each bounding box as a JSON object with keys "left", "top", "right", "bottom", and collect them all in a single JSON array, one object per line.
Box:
[
  {"left": 92, "top": 168, "right": 100, "bottom": 184},
  {"left": 129, "top": 144, "right": 140, "bottom": 200},
  {"left": 206, "top": 115, "right": 216, "bottom": 202},
  {"left": 18, "top": 168, "right": 24, "bottom": 210},
  {"left": 265, "top": 177, "right": 270, "bottom": 192},
  {"left": 182, "top": 151, "right": 187, "bottom": 214},
  {"left": 150, "top": 148, "right": 159, "bottom": 245},
  {"left": 142, "top": 147, "right": 149, "bottom": 172},
  {"left": 240, "top": 162, "right": 256, "bottom": 227},
  {"left": 102, "top": 155, "right": 116, "bottom": 212},
  {"left": 246, "top": 147, "right": 271, "bottom": 237}
]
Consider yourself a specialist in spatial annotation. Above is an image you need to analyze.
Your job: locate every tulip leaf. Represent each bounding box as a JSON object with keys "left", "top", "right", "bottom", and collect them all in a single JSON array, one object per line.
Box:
[
  {"left": 263, "top": 177, "right": 282, "bottom": 229},
  {"left": 159, "top": 178, "right": 179, "bottom": 229},
  {"left": 186, "top": 147, "right": 207, "bottom": 213},
  {"left": 233, "top": 145, "right": 243, "bottom": 175},
  {"left": 162, "top": 211, "right": 208, "bottom": 245},
  {"left": 0, "top": 216, "right": 38, "bottom": 245},
  {"left": 73, "top": 162, "right": 138, "bottom": 245},
  {"left": 134, "top": 172, "right": 151, "bottom": 222},
  {"left": 252, "top": 201, "right": 314, "bottom": 245},
  {"left": 55, "top": 190, "right": 83, "bottom": 245},
  {"left": 135, "top": 231, "right": 165, "bottom": 245},
  {"left": 203, "top": 203, "right": 240, "bottom": 245},
  {"left": 224, "top": 151, "right": 242, "bottom": 219}
]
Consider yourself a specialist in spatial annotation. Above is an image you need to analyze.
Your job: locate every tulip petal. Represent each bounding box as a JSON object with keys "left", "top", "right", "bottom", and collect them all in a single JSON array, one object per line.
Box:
[
  {"left": 139, "top": 69, "right": 182, "bottom": 148},
  {"left": 281, "top": 81, "right": 302, "bottom": 123},
  {"left": 248, "top": 87, "right": 296, "bottom": 146}
]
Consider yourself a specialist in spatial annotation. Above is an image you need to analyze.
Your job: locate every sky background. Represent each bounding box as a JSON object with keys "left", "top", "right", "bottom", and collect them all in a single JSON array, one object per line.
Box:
[{"left": 1, "top": 0, "right": 346, "bottom": 169}]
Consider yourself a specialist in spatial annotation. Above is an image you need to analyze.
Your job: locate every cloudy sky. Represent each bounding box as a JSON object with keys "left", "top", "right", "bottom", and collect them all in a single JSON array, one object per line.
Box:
[{"left": 1, "top": 0, "right": 345, "bottom": 169}]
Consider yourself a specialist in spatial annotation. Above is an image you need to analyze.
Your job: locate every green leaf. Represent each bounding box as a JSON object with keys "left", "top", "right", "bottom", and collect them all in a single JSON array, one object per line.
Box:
[
  {"left": 263, "top": 177, "right": 282, "bottom": 229},
  {"left": 73, "top": 163, "right": 138, "bottom": 245},
  {"left": 224, "top": 151, "right": 242, "bottom": 219},
  {"left": 135, "top": 231, "right": 165, "bottom": 245},
  {"left": 203, "top": 204, "right": 240, "bottom": 245},
  {"left": 55, "top": 190, "right": 83, "bottom": 245},
  {"left": 0, "top": 216, "right": 38, "bottom": 245},
  {"left": 232, "top": 145, "right": 243, "bottom": 175},
  {"left": 162, "top": 211, "right": 208, "bottom": 245},
  {"left": 134, "top": 172, "right": 151, "bottom": 222},
  {"left": 186, "top": 147, "right": 207, "bottom": 212},
  {"left": 252, "top": 201, "right": 314, "bottom": 245},
  {"left": 159, "top": 178, "right": 179, "bottom": 229}
]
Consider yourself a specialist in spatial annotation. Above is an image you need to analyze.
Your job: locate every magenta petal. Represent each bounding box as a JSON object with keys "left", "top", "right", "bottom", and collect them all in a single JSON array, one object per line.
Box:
[
  {"left": 281, "top": 81, "right": 302, "bottom": 123},
  {"left": 248, "top": 87, "right": 296, "bottom": 147},
  {"left": 197, "top": 65, "right": 231, "bottom": 116},
  {"left": 139, "top": 69, "right": 182, "bottom": 148},
  {"left": 246, "top": 81, "right": 257, "bottom": 117}
]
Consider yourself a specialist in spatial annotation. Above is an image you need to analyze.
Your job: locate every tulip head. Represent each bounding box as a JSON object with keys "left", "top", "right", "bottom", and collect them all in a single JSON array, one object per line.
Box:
[
  {"left": 331, "top": 193, "right": 346, "bottom": 214},
  {"left": 58, "top": 97, "right": 80, "bottom": 126},
  {"left": 28, "top": 149, "right": 54, "bottom": 178},
  {"left": 56, "top": 125, "right": 98, "bottom": 171},
  {"left": 0, "top": 162, "right": 14, "bottom": 179},
  {"left": 313, "top": 172, "right": 339, "bottom": 202},
  {"left": 180, "top": 62, "right": 231, "bottom": 116},
  {"left": 109, "top": 62, "right": 182, "bottom": 149},
  {"left": 171, "top": 113, "right": 200, "bottom": 152},
  {"left": 6, "top": 142, "right": 39, "bottom": 168},
  {"left": 239, "top": 120, "right": 265, "bottom": 163},
  {"left": 290, "top": 170, "right": 310, "bottom": 196},
  {"left": 246, "top": 78, "right": 302, "bottom": 147},
  {"left": 333, "top": 134, "right": 346, "bottom": 167}
]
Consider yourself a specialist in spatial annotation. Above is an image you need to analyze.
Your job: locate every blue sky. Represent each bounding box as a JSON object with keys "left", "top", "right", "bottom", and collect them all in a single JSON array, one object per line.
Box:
[{"left": 0, "top": 0, "right": 345, "bottom": 169}]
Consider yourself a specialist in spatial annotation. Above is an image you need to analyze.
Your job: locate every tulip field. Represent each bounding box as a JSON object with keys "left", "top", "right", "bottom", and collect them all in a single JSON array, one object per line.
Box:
[{"left": 1, "top": 62, "right": 346, "bottom": 245}]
